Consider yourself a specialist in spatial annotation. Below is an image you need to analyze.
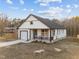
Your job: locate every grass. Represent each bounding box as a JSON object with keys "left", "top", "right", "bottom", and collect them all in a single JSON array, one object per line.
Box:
[
  {"left": 0, "top": 33, "right": 17, "bottom": 41},
  {"left": 0, "top": 38, "right": 79, "bottom": 59},
  {"left": 64, "top": 37, "right": 79, "bottom": 43}
]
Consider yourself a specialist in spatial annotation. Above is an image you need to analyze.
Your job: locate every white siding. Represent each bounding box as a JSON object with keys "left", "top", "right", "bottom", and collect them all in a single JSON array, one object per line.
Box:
[
  {"left": 19, "top": 16, "right": 49, "bottom": 29},
  {"left": 48, "top": 30, "right": 50, "bottom": 38},
  {"left": 31, "top": 30, "right": 33, "bottom": 39},
  {"left": 51, "top": 30, "right": 54, "bottom": 37},
  {"left": 37, "top": 30, "right": 41, "bottom": 36},
  {"left": 54, "top": 29, "right": 66, "bottom": 40}
]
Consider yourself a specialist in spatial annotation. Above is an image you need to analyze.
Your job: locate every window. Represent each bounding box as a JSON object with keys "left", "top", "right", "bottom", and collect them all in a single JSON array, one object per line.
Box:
[
  {"left": 30, "top": 21, "right": 33, "bottom": 25},
  {"left": 53, "top": 30, "right": 55, "bottom": 36},
  {"left": 57, "top": 29, "right": 62, "bottom": 35},
  {"left": 57, "top": 29, "right": 60, "bottom": 35},
  {"left": 41, "top": 29, "right": 48, "bottom": 36},
  {"left": 57, "top": 30, "right": 58, "bottom": 34}
]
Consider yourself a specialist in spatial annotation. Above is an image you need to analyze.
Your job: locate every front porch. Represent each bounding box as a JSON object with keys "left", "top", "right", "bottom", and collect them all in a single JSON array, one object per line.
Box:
[{"left": 30, "top": 29, "right": 54, "bottom": 42}]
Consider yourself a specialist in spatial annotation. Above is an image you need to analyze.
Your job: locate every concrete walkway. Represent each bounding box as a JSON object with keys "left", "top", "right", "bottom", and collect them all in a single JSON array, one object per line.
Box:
[{"left": 0, "top": 40, "right": 23, "bottom": 47}]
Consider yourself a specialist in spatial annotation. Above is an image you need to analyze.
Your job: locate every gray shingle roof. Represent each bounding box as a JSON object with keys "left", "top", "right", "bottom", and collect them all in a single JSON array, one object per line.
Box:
[{"left": 18, "top": 14, "right": 65, "bottom": 29}]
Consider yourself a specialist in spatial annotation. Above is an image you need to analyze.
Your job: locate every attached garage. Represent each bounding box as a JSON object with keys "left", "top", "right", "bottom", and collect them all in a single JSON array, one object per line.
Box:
[{"left": 20, "top": 31, "right": 28, "bottom": 41}]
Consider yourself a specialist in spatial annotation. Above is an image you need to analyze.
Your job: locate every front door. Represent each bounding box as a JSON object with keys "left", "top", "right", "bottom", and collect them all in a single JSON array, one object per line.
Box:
[
  {"left": 33, "top": 30, "right": 37, "bottom": 39},
  {"left": 20, "top": 31, "right": 28, "bottom": 41}
]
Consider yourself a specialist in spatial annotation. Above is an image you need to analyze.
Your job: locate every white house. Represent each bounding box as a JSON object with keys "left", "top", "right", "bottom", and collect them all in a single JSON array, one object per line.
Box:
[{"left": 18, "top": 14, "right": 66, "bottom": 43}]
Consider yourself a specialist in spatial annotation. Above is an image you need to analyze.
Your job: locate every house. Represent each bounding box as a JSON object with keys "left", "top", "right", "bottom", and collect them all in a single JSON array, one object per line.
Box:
[
  {"left": 4, "top": 26, "right": 17, "bottom": 33},
  {"left": 4, "top": 20, "right": 22, "bottom": 33},
  {"left": 18, "top": 14, "right": 66, "bottom": 43}
]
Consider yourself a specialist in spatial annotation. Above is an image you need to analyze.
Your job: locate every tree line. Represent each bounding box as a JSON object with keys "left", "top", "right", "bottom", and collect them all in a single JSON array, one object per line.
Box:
[
  {"left": 0, "top": 13, "right": 79, "bottom": 37},
  {"left": 0, "top": 14, "right": 21, "bottom": 35}
]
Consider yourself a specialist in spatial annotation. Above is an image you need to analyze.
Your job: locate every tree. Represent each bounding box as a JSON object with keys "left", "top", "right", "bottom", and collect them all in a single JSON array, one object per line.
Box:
[
  {"left": 62, "top": 16, "right": 79, "bottom": 37},
  {"left": 0, "top": 13, "right": 12, "bottom": 35},
  {"left": 51, "top": 18, "right": 62, "bottom": 25}
]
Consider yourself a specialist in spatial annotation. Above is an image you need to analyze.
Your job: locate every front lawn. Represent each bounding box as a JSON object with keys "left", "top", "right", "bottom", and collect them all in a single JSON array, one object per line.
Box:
[{"left": 0, "top": 38, "right": 79, "bottom": 59}]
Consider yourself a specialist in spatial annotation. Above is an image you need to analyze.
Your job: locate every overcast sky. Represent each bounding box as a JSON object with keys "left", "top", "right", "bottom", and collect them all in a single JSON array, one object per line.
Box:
[{"left": 0, "top": 0, "right": 79, "bottom": 19}]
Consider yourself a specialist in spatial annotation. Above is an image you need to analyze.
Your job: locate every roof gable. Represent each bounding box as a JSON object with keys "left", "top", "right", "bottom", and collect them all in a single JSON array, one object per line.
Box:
[{"left": 18, "top": 14, "right": 65, "bottom": 29}]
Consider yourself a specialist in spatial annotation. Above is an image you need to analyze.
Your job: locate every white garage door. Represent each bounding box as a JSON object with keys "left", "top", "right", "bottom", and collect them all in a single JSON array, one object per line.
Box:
[{"left": 21, "top": 31, "right": 28, "bottom": 41}]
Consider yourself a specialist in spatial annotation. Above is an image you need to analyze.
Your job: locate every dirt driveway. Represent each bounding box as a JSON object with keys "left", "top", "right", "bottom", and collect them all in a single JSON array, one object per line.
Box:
[
  {"left": 0, "top": 39, "right": 79, "bottom": 59},
  {"left": 0, "top": 40, "right": 22, "bottom": 47}
]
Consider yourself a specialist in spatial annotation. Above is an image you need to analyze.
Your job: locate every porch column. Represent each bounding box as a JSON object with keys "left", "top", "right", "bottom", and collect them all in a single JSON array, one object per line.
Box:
[{"left": 29, "top": 29, "right": 31, "bottom": 40}]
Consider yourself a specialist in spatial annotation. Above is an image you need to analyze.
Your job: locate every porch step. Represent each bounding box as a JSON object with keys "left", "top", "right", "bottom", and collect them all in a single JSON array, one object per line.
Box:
[{"left": 33, "top": 39, "right": 51, "bottom": 43}]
